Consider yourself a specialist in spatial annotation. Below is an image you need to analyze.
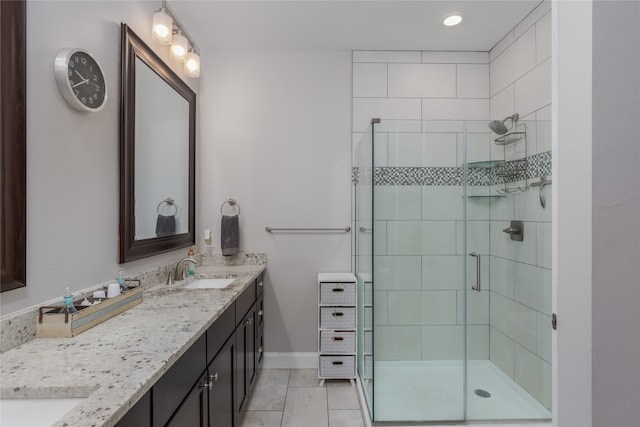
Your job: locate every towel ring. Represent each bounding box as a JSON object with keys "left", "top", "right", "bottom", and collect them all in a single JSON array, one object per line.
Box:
[
  {"left": 157, "top": 198, "right": 178, "bottom": 216},
  {"left": 220, "top": 198, "right": 240, "bottom": 216}
]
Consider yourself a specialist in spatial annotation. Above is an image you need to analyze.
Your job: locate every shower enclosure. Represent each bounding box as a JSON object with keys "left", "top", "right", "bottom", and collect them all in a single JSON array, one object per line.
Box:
[{"left": 354, "top": 118, "right": 552, "bottom": 423}]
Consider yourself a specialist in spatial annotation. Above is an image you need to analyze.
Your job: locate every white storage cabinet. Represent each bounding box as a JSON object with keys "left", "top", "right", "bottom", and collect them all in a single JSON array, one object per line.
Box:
[{"left": 317, "top": 273, "right": 357, "bottom": 386}]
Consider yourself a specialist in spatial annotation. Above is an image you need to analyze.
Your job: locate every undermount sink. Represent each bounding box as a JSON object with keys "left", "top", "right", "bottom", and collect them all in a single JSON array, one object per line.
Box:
[
  {"left": 183, "top": 278, "right": 236, "bottom": 289},
  {"left": 0, "top": 398, "right": 85, "bottom": 426}
]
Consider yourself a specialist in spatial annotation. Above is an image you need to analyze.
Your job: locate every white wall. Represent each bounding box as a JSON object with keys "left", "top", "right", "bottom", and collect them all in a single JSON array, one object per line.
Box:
[
  {"left": 1, "top": 1, "right": 200, "bottom": 315},
  {"left": 592, "top": 1, "right": 640, "bottom": 425},
  {"left": 198, "top": 50, "right": 352, "bottom": 353}
]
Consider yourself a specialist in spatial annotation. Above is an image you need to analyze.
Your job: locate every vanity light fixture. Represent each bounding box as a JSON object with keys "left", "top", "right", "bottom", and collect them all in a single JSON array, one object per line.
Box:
[
  {"left": 443, "top": 14, "right": 463, "bottom": 27},
  {"left": 151, "top": 0, "right": 200, "bottom": 78}
]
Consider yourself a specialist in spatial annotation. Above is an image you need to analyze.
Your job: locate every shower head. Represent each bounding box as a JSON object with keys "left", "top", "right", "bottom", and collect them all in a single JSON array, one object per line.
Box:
[{"left": 488, "top": 113, "right": 519, "bottom": 135}]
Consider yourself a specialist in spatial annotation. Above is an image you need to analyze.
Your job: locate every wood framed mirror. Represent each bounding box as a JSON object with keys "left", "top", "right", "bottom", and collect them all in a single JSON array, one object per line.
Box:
[
  {"left": 1, "top": 0, "right": 27, "bottom": 292},
  {"left": 119, "top": 24, "right": 195, "bottom": 263}
]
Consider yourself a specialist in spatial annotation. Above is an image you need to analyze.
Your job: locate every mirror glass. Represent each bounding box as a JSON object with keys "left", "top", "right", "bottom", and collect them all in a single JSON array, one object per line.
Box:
[
  {"left": 134, "top": 58, "right": 189, "bottom": 239},
  {"left": 120, "top": 24, "right": 195, "bottom": 263}
]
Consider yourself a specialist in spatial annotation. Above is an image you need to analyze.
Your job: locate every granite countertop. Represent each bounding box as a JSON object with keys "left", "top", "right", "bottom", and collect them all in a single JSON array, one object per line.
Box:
[{"left": 0, "top": 264, "right": 265, "bottom": 427}]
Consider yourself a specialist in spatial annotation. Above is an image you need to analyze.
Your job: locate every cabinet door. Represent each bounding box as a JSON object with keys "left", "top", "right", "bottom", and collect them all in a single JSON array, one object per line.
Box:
[
  {"left": 208, "top": 335, "right": 235, "bottom": 427},
  {"left": 235, "top": 304, "right": 256, "bottom": 415},
  {"left": 115, "top": 390, "right": 151, "bottom": 427},
  {"left": 165, "top": 372, "right": 208, "bottom": 427}
]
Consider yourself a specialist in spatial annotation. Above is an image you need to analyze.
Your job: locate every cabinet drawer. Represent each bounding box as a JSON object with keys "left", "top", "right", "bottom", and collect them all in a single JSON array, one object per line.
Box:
[
  {"left": 256, "top": 273, "right": 264, "bottom": 297},
  {"left": 236, "top": 281, "right": 257, "bottom": 326},
  {"left": 207, "top": 303, "right": 235, "bottom": 365},
  {"left": 320, "top": 307, "right": 355, "bottom": 329},
  {"left": 319, "top": 331, "right": 355, "bottom": 353},
  {"left": 319, "top": 282, "right": 355, "bottom": 305},
  {"left": 319, "top": 355, "right": 355, "bottom": 378}
]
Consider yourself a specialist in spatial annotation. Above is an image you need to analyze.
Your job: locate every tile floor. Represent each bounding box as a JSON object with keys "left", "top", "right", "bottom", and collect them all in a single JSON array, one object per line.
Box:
[{"left": 239, "top": 369, "right": 365, "bottom": 427}]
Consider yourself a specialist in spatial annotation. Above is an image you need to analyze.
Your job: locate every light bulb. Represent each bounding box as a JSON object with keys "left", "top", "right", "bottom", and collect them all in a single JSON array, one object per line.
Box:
[
  {"left": 184, "top": 51, "right": 200, "bottom": 78},
  {"left": 171, "top": 32, "right": 188, "bottom": 62},
  {"left": 152, "top": 9, "right": 173, "bottom": 45},
  {"left": 443, "top": 14, "right": 463, "bottom": 27}
]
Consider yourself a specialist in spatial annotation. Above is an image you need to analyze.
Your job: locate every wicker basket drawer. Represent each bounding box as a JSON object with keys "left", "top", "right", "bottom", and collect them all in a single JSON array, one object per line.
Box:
[
  {"left": 320, "top": 307, "right": 356, "bottom": 329},
  {"left": 364, "top": 306, "right": 372, "bottom": 329},
  {"left": 364, "top": 330, "right": 372, "bottom": 354},
  {"left": 320, "top": 331, "right": 356, "bottom": 353},
  {"left": 319, "top": 355, "right": 355, "bottom": 378},
  {"left": 364, "top": 281, "right": 372, "bottom": 306},
  {"left": 319, "top": 282, "right": 356, "bottom": 305}
]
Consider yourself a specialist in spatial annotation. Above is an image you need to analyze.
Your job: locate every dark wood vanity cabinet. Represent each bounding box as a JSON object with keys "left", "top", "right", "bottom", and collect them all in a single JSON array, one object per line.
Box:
[{"left": 116, "top": 274, "right": 264, "bottom": 427}]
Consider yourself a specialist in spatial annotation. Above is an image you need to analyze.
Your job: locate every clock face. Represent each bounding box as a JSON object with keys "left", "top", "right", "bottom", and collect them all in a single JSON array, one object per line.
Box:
[{"left": 54, "top": 49, "right": 107, "bottom": 112}]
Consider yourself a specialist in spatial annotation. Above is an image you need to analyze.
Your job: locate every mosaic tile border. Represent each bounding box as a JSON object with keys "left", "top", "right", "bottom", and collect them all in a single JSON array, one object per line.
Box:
[{"left": 353, "top": 151, "right": 551, "bottom": 186}]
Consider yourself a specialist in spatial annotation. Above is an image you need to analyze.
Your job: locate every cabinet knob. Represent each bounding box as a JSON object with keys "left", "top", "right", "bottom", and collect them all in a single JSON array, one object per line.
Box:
[
  {"left": 258, "top": 280, "right": 263, "bottom": 287},
  {"left": 258, "top": 346, "right": 263, "bottom": 353},
  {"left": 245, "top": 317, "right": 253, "bottom": 326},
  {"left": 209, "top": 372, "right": 219, "bottom": 382},
  {"left": 258, "top": 310, "right": 264, "bottom": 316},
  {"left": 201, "top": 381, "right": 213, "bottom": 390}
]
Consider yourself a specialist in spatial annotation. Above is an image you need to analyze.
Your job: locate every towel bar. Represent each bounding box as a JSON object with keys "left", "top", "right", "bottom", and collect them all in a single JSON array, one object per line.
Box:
[{"left": 265, "top": 226, "right": 351, "bottom": 233}]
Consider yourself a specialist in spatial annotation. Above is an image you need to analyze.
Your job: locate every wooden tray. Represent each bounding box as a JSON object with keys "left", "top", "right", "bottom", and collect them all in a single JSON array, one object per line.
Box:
[{"left": 37, "top": 286, "right": 143, "bottom": 338}]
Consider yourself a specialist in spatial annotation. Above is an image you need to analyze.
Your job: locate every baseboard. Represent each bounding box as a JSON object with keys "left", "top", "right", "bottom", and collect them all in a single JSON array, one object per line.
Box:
[{"left": 262, "top": 352, "right": 318, "bottom": 369}]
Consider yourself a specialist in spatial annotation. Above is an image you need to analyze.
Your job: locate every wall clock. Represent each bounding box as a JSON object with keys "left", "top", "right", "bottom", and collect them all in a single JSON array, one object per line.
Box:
[{"left": 54, "top": 48, "right": 107, "bottom": 112}]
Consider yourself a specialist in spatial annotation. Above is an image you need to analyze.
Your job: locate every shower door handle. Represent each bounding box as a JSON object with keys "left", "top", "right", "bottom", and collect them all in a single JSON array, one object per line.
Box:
[{"left": 470, "top": 252, "right": 481, "bottom": 292}]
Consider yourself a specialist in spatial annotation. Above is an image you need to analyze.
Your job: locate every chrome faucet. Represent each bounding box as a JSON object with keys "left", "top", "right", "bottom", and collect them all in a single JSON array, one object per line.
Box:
[{"left": 166, "top": 256, "right": 197, "bottom": 285}]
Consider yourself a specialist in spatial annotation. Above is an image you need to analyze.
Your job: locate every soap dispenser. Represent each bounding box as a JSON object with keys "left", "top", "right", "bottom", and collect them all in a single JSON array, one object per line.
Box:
[
  {"left": 62, "top": 287, "right": 78, "bottom": 314},
  {"left": 187, "top": 248, "right": 195, "bottom": 277}
]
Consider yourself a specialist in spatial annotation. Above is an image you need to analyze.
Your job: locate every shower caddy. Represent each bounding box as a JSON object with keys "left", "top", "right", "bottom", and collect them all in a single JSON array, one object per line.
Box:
[{"left": 494, "top": 120, "right": 528, "bottom": 194}]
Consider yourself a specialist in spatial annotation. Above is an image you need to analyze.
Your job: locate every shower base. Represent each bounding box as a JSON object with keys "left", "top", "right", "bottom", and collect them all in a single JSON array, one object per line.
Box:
[{"left": 369, "top": 360, "right": 551, "bottom": 423}]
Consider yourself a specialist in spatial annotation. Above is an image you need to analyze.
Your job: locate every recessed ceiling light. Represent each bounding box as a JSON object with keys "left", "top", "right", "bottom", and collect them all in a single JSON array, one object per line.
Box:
[{"left": 443, "top": 14, "right": 463, "bottom": 27}]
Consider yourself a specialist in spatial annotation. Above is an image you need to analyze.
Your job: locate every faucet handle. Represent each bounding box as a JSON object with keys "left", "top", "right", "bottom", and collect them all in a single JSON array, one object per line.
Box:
[{"left": 166, "top": 272, "right": 174, "bottom": 285}]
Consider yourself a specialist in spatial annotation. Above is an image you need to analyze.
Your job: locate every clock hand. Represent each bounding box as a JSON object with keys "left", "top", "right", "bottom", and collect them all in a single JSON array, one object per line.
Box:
[
  {"left": 88, "top": 80, "right": 100, "bottom": 89},
  {"left": 72, "top": 80, "right": 88, "bottom": 88},
  {"left": 74, "top": 69, "right": 87, "bottom": 81}
]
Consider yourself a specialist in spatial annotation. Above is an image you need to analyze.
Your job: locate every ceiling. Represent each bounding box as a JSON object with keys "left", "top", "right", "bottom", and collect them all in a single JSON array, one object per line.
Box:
[{"left": 169, "top": 1, "right": 542, "bottom": 52}]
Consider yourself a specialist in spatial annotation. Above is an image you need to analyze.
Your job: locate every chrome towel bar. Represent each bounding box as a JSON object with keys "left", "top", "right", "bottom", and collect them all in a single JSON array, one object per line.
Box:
[{"left": 265, "top": 226, "right": 351, "bottom": 233}]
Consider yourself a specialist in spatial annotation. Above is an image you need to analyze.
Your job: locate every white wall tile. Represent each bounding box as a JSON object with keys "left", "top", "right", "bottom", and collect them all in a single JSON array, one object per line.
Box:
[
  {"left": 458, "top": 132, "right": 491, "bottom": 166},
  {"left": 514, "top": 183, "right": 552, "bottom": 222},
  {"left": 422, "top": 99, "right": 489, "bottom": 121},
  {"left": 489, "top": 31, "right": 514, "bottom": 63},
  {"left": 513, "top": 0, "right": 552, "bottom": 39},
  {"left": 515, "top": 59, "right": 551, "bottom": 117},
  {"left": 489, "top": 256, "right": 515, "bottom": 299},
  {"left": 421, "top": 325, "right": 463, "bottom": 360},
  {"left": 374, "top": 256, "right": 422, "bottom": 290},
  {"left": 373, "top": 120, "right": 422, "bottom": 133},
  {"left": 537, "top": 312, "right": 552, "bottom": 363},
  {"left": 422, "top": 186, "right": 463, "bottom": 220},
  {"left": 514, "top": 263, "right": 552, "bottom": 315},
  {"left": 387, "top": 291, "right": 423, "bottom": 325},
  {"left": 374, "top": 186, "right": 422, "bottom": 220},
  {"left": 490, "top": 293, "right": 538, "bottom": 353},
  {"left": 536, "top": 106, "right": 552, "bottom": 153},
  {"left": 353, "top": 50, "right": 421, "bottom": 63},
  {"left": 422, "top": 291, "right": 458, "bottom": 325},
  {"left": 456, "top": 220, "right": 490, "bottom": 255},
  {"left": 422, "top": 255, "right": 464, "bottom": 290},
  {"left": 374, "top": 326, "right": 422, "bottom": 360},
  {"left": 421, "top": 221, "right": 457, "bottom": 255},
  {"left": 490, "top": 220, "right": 537, "bottom": 265},
  {"left": 468, "top": 325, "right": 490, "bottom": 360},
  {"left": 457, "top": 64, "right": 490, "bottom": 99},
  {"left": 387, "top": 132, "right": 457, "bottom": 167},
  {"left": 385, "top": 221, "right": 422, "bottom": 255},
  {"left": 514, "top": 344, "right": 552, "bottom": 409},
  {"left": 457, "top": 288, "right": 489, "bottom": 325},
  {"left": 489, "top": 327, "right": 515, "bottom": 378},
  {"left": 374, "top": 291, "right": 388, "bottom": 325},
  {"left": 372, "top": 131, "right": 389, "bottom": 166},
  {"left": 536, "top": 222, "right": 552, "bottom": 269},
  {"left": 489, "top": 84, "right": 515, "bottom": 121},
  {"left": 353, "top": 63, "right": 387, "bottom": 97},
  {"left": 536, "top": 11, "right": 552, "bottom": 64},
  {"left": 388, "top": 64, "right": 456, "bottom": 98},
  {"left": 465, "top": 188, "right": 491, "bottom": 221},
  {"left": 422, "top": 51, "right": 489, "bottom": 64},
  {"left": 490, "top": 27, "right": 537, "bottom": 96},
  {"left": 422, "top": 120, "right": 464, "bottom": 133},
  {"left": 489, "top": 188, "right": 515, "bottom": 220},
  {"left": 374, "top": 220, "right": 387, "bottom": 255},
  {"left": 353, "top": 98, "right": 421, "bottom": 132}
]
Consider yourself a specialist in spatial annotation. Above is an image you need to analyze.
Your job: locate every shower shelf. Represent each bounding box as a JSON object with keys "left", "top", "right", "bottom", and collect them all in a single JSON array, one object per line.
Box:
[
  {"left": 494, "top": 131, "right": 526, "bottom": 146},
  {"left": 464, "top": 160, "right": 504, "bottom": 168},
  {"left": 466, "top": 195, "right": 505, "bottom": 199}
]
